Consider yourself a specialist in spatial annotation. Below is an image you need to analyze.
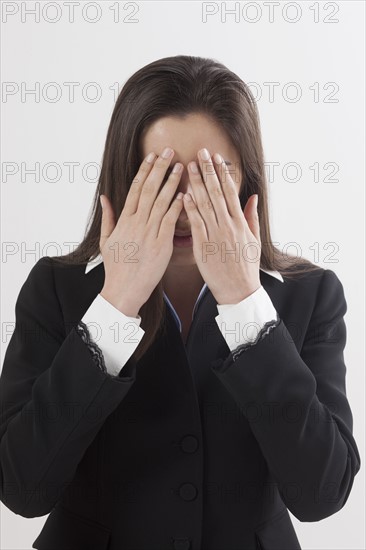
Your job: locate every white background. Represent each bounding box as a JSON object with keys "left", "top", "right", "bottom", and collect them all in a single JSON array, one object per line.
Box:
[{"left": 1, "top": 1, "right": 365, "bottom": 548}]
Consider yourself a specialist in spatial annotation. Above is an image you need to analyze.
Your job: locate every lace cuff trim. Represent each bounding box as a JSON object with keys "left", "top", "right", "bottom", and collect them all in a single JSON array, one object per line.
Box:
[
  {"left": 75, "top": 321, "right": 108, "bottom": 374},
  {"left": 231, "top": 313, "right": 281, "bottom": 362}
]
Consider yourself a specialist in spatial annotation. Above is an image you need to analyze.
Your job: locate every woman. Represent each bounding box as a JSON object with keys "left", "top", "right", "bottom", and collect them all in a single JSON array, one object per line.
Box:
[{"left": 0, "top": 55, "right": 361, "bottom": 550}]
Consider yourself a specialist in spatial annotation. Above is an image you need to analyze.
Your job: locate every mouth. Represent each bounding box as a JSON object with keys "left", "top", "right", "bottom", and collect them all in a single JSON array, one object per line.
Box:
[
  {"left": 173, "top": 233, "right": 193, "bottom": 247},
  {"left": 174, "top": 232, "right": 192, "bottom": 237}
]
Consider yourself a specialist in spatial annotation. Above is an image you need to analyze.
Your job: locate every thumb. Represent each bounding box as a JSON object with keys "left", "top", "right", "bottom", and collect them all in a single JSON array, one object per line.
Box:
[
  {"left": 243, "top": 194, "right": 260, "bottom": 243},
  {"left": 99, "top": 194, "right": 116, "bottom": 253}
]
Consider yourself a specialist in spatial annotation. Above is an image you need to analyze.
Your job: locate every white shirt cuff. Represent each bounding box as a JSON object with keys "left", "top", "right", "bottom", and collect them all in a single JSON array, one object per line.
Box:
[
  {"left": 81, "top": 293, "right": 145, "bottom": 377},
  {"left": 215, "top": 285, "right": 278, "bottom": 352}
]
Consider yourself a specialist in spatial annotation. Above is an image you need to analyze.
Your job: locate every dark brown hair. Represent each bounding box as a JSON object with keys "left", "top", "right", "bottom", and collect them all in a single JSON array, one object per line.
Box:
[{"left": 51, "top": 55, "right": 321, "bottom": 362}]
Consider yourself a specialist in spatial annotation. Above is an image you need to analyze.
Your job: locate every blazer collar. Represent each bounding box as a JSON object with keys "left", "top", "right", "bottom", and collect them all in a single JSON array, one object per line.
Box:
[{"left": 84, "top": 254, "right": 284, "bottom": 283}]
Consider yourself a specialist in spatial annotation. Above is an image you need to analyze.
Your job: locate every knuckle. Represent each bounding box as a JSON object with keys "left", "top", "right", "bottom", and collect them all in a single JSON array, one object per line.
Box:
[
  {"left": 213, "top": 186, "right": 224, "bottom": 198},
  {"left": 201, "top": 199, "right": 214, "bottom": 210},
  {"left": 153, "top": 197, "right": 165, "bottom": 210},
  {"left": 131, "top": 174, "right": 142, "bottom": 188},
  {"left": 138, "top": 166, "right": 148, "bottom": 177},
  {"left": 129, "top": 182, "right": 140, "bottom": 195},
  {"left": 142, "top": 180, "right": 155, "bottom": 194},
  {"left": 138, "top": 162, "right": 149, "bottom": 174}
]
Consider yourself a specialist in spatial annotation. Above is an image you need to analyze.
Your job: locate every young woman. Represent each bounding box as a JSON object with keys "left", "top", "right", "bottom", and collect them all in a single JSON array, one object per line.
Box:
[{"left": 0, "top": 55, "right": 361, "bottom": 550}]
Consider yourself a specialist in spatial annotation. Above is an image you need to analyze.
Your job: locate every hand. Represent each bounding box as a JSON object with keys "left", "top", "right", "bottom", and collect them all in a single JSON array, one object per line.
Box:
[
  {"left": 99, "top": 147, "right": 184, "bottom": 315},
  {"left": 183, "top": 148, "right": 261, "bottom": 305}
]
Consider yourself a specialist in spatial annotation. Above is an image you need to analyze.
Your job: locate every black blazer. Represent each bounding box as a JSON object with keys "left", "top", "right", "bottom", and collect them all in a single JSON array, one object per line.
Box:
[{"left": 0, "top": 256, "right": 361, "bottom": 550}]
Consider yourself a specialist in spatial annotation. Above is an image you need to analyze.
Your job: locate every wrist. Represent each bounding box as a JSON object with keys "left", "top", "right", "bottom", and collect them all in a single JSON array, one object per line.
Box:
[
  {"left": 216, "top": 283, "right": 262, "bottom": 305},
  {"left": 100, "top": 288, "right": 141, "bottom": 318}
]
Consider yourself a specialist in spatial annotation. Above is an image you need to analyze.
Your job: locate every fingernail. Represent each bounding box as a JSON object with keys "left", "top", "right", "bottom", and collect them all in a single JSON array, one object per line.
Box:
[
  {"left": 189, "top": 161, "right": 199, "bottom": 174},
  {"left": 199, "top": 148, "right": 210, "bottom": 160},
  {"left": 145, "top": 152, "right": 156, "bottom": 163},
  {"left": 173, "top": 162, "right": 182, "bottom": 173},
  {"left": 162, "top": 147, "right": 173, "bottom": 159}
]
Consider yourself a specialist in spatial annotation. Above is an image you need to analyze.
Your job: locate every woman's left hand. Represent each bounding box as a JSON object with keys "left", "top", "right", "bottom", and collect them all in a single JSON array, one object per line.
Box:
[{"left": 183, "top": 148, "right": 262, "bottom": 305}]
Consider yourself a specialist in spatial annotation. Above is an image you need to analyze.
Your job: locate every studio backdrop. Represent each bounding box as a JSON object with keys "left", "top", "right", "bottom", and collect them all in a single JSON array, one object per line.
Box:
[{"left": 1, "top": 1, "right": 364, "bottom": 549}]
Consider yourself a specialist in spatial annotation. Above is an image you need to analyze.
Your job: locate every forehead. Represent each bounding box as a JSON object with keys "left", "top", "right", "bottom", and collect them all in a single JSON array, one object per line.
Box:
[{"left": 140, "top": 113, "right": 239, "bottom": 159}]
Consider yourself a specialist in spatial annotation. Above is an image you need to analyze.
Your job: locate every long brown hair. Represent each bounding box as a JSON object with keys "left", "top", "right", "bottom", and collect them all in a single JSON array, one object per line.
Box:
[{"left": 51, "top": 55, "right": 321, "bottom": 362}]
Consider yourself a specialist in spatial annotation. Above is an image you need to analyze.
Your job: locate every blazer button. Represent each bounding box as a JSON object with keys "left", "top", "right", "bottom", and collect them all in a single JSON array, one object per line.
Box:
[
  {"left": 179, "top": 483, "right": 198, "bottom": 501},
  {"left": 173, "top": 538, "right": 191, "bottom": 550},
  {"left": 180, "top": 435, "right": 199, "bottom": 453}
]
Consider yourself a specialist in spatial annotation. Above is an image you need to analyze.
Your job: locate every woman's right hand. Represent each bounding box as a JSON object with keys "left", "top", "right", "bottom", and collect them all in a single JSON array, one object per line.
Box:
[{"left": 99, "top": 147, "right": 184, "bottom": 317}]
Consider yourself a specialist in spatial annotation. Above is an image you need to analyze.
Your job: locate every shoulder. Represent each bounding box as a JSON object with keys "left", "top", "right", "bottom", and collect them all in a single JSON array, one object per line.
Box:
[
  {"left": 281, "top": 266, "right": 344, "bottom": 294},
  {"left": 42, "top": 255, "right": 91, "bottom": 283},
  {"left": 270, "top": 267, "right": 346, "bottom": 321},
  {"left": 22, "top": 256, "right": 87, "bottom": 290},
  {"left": 17, "top": 256, "right": 56, "bottom": 298},
  {"left": 21, "top": 255, "right": 91, "bottom": 305},
  {"left": 284, "top": 267, "right": 345, "bottom": 296},
  {"left": 283, "top": 267, "right": 347, "bottom": 321}
]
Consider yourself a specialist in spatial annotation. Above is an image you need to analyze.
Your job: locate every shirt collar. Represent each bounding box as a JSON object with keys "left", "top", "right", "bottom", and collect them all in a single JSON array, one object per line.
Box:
[{"left": 84, "top": 254, "right": 284, "bottom": 283}]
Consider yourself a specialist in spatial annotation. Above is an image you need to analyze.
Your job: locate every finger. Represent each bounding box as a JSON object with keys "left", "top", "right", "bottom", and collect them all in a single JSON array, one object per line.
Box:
[
  {"left": 183, "top": 193, "right": 208, "bottom": 241},
  {"left": 188, "top": 159, "right": 218, "bottom": 226},
  {"left": 149, "top": 161, "right": 184, "bottom": 234},
  {"left": 196, "top": 150, "right": 229, "bottom": 223},
  {"left": 138, "top": 148, "right": 177, "bottom": 222},
  {"left": 213, "top": 153, "right": 244, "bottom": 219},
  {"left": 244, "top": 194, "right": 261, "bottom": 243},
  {"left": 158, "top": 192, "right": 185, "bottom": 240},
  {"left": 122, "top": 152, "right": 157, "bottom": 217},
  {"left": 99, "top": 194, "right": 116, "bottom": 253}
]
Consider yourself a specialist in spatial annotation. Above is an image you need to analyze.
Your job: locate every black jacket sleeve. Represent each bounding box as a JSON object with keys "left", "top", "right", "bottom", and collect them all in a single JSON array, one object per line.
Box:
[
  {"left": 211, "top": 268, "right": 361, "bottom": 522},
  {"left": 0, "top": 257, "right": 137, "bottom": 518}
]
